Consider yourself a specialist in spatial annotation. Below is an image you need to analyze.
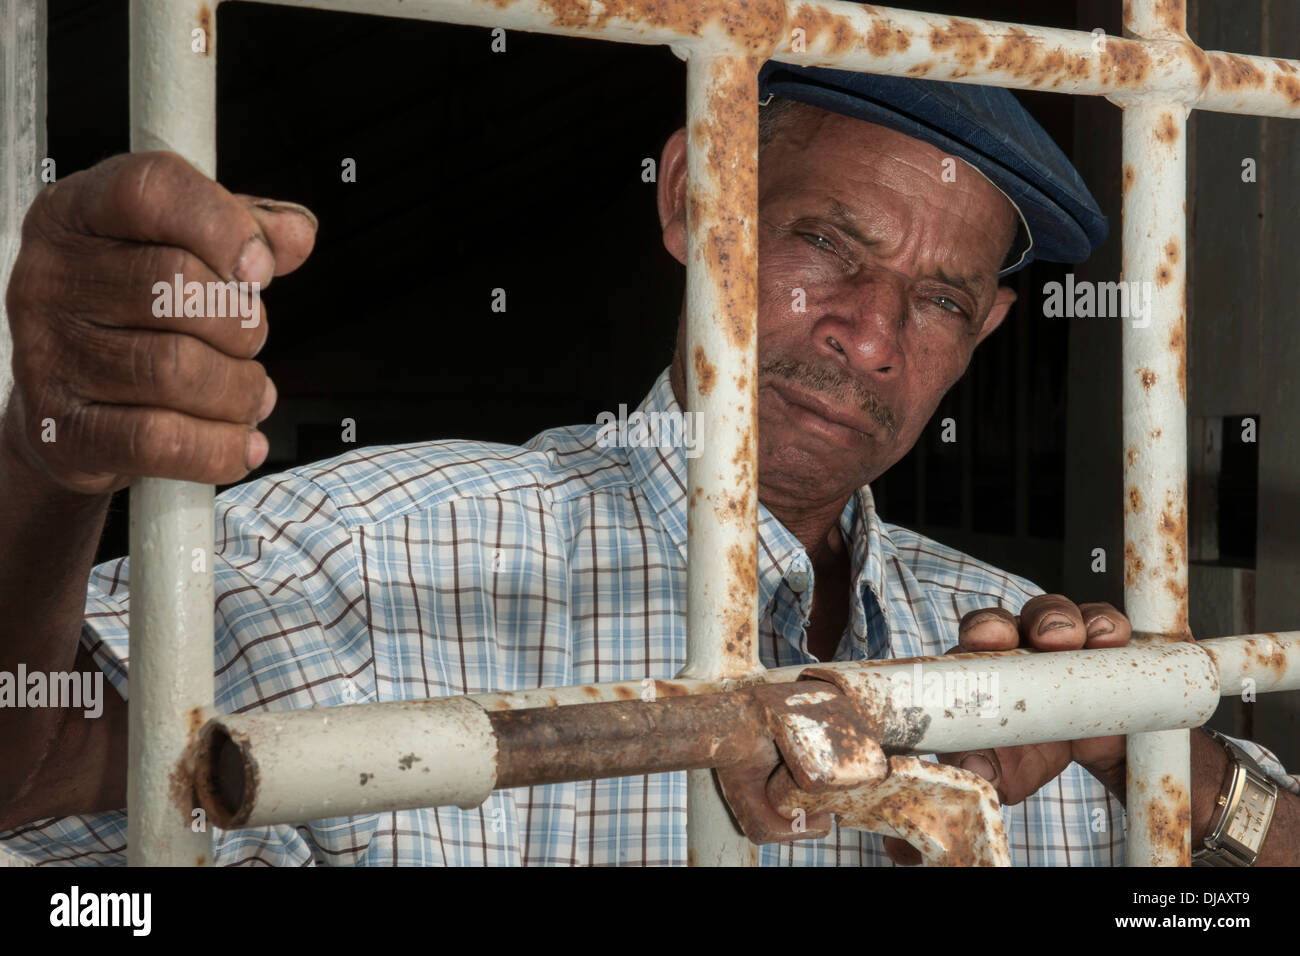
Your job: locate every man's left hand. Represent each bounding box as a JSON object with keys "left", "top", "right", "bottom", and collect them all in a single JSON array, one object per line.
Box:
[{"left": 884, "top": 593, "right": 1131, "bottom": 865}]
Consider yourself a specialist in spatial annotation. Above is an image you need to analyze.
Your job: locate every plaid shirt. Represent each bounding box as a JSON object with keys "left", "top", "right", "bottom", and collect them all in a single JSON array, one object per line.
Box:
[{"left": 3, "top": 368, "right": 1294, "bottom": 866}]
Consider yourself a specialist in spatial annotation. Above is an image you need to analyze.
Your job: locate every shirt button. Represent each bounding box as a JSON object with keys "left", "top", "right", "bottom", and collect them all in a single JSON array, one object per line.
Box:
[{"left": 787, "top": 569, "right": 810, "bottom": 593}]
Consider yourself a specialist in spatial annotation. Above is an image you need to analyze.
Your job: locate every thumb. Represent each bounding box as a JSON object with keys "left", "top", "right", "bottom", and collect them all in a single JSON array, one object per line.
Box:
[{"left": 232, "top": 195, "right": 319, "bottom": 278}]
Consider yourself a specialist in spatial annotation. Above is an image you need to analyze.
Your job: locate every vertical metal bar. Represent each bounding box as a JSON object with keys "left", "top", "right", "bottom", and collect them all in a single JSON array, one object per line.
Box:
[
  {"left": 0, "top": 0, "right": 46, "bottom": 871},
  {"left": 679, "top": 52, "right": 763, "bottom": 866},
  {"left": 1121, "top": 0, "right": 1192, "bottom": 868},
  {"left": 127, "top": 0, "right": 217, "bottom": 867},
  {"left": 0, "top": 0, "right": 46, "bottom": 408}
]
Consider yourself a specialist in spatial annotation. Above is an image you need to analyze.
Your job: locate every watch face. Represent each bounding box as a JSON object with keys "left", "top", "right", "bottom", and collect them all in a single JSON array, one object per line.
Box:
[{"left": 1226, "top": 779, "right": 1274, "bottom": 852}]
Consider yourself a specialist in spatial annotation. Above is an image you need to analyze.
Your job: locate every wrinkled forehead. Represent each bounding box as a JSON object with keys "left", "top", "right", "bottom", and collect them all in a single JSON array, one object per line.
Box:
[
  {"left": 759, "top": 109, "right": 1013, "bottom": 225},
  {"left": 760, "top": 108, "right": 1020, "bottom": 262}
]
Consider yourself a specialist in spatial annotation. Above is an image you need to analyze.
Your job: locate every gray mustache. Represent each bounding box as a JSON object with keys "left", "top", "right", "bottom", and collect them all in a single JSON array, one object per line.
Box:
[{"left": 758, "top": 358, "right": 899, "bottom": 438}]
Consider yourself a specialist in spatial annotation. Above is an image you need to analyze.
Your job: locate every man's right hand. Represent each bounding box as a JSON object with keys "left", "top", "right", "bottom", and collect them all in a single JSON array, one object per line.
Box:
[{"left": 3, "top": 150, "right": 317, "bottom": 495}]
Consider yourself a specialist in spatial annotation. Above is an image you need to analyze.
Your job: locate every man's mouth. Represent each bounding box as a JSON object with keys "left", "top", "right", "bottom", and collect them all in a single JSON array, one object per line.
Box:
[{"left": 763, "top": 381, "right": 878, "bottom": 445}]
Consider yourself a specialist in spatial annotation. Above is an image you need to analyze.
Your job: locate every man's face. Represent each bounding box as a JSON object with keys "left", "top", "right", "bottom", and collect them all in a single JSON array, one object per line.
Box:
[{"left": 662, "top": 103, "right": 1018, "bottom": 512}]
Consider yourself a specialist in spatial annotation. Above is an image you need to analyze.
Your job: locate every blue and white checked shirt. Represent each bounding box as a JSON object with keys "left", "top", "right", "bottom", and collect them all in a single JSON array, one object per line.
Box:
[{"left": 4, "top": 368, "right": 1295, "bottom": 866}]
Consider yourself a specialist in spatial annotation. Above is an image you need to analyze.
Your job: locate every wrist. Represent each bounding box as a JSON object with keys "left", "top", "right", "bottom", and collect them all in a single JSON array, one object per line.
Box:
[
  {"left": 1190, "top": 727, "right": 1233, "bottom": 845},
  {"left": 1, "top": 394, "right": 114, "bottom": 504}
]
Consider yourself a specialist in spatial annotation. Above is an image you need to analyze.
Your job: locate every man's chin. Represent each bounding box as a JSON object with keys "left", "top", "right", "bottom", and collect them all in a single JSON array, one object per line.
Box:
[{"left": 757, "top": 441, "right": 880, "bottom": 499}]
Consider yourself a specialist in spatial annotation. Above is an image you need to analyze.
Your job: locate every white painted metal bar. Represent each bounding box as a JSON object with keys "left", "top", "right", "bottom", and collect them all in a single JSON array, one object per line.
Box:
[
  {"left": 198, "top": 696, "right": 497, "bottom": 829},
  {"left": 0, "top": 0, "right": 46, "bottom": 408},
  {"left": 0, "top": 0, "right": 46, "bottom": 872},
  {"left": 127, "top": 0, "right": 217, "bottom": 867},
  {"left": 1118, "top": 0, "right": 1192, "bottom": 869},
  {"left": 679, "top": 52, "right": 765, "bottom": 866},
  {"left": 198, "top": 636, "right": 1300, "bottom": 830}
]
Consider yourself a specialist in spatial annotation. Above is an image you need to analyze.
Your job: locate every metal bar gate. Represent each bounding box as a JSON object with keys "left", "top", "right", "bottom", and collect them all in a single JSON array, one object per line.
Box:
[{"left": 109, "top": 0, "right": 1300, "bottom": 866}]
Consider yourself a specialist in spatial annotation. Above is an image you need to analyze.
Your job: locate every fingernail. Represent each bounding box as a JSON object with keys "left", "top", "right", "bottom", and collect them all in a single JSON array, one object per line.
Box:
[
  {"left": 1086, "top": 616, "right": 1116, "bottom": 637},
  {"left": 246, "top": 430, "right": 268, "bottom": 470},
  {"left": 959, "top": 753, "right": 998, "bottom": 783},
  {"left": 250, "top": 198, "right": 319, "bottom": 231},
  {"left": 234, "top": 235, "right": 274, "bottom": 286},
  {"left": 257, "top": 377, "right": 277, "bottom": 422},
  {"left": 965, "top": 611, "right": 1007, "bottom": 629},
  {"left": 1036, "top": 613, "right": 1074, "bottom": 636}
]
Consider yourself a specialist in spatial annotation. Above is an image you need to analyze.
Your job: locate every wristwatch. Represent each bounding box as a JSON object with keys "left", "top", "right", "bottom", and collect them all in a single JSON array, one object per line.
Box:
[{"left": 1192, "top": 727, "right": 1279, "bottom": 866}]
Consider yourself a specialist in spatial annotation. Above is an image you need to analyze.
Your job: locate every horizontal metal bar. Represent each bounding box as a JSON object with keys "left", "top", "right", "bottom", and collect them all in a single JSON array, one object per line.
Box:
[
  {"left": 197, "top": 634, "right": 1299, "bottom": 830},
  {"left": 246, "top": 0, "right": 785, "bottom": 55},
  {"left": 196, "top": 696, "right": 497, "bottom": 830},
  {"left": 240, "top": 0, "right": 1300, "bottom": 116}
]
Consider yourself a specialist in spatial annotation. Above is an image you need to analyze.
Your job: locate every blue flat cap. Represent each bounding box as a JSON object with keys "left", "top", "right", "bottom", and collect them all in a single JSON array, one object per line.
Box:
[{"left": 757, "top": 61, "right": 1108, "bottom": 276}]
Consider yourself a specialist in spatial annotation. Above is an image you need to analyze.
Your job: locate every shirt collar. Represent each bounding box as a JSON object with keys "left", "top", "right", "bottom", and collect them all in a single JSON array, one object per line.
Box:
[{"left": 624, "top": 368, "right": 891, "bottom": 658}]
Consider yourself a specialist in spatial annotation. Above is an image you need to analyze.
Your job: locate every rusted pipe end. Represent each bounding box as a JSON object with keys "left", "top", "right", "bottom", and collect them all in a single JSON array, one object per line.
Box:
[{"left": 194, "top": 723, "right": 258, "bottom": 829}]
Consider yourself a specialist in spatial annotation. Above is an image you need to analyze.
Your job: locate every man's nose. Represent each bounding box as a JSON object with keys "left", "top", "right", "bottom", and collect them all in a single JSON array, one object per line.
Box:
[{"left": 809, "top": 275, "right": 907, "bottom": 379}]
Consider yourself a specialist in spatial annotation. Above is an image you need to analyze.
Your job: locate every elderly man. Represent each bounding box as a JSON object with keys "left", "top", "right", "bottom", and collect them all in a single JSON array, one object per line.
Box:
[{"left": 0, "top": 62, "right": 1296, "bottom": 866}]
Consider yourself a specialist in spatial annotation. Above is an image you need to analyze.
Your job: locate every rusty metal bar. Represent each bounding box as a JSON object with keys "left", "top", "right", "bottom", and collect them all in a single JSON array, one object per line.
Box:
[
  {"left": 262, "top": 0, "right": 784, "bottom": 55},
  {"left": 196, "top": 636, "right": 1300, "bottom": 830},
  {"left": 679, "top": 51, "right": 767, "bottom": 867},
  {"left": 1117, "top": 0, "right": 1192, "bottom": 869},
  {"left": 250, "top": 0, "right": 1300, "bottom": 118}
]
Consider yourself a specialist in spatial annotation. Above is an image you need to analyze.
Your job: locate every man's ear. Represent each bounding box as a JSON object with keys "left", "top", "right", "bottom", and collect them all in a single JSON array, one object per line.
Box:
[
  {"left": 657, "top": 126, "right": 689, "bottom": 265},
  {"left": 975, "top": 285, "right": 1018, "bottom": 345}
]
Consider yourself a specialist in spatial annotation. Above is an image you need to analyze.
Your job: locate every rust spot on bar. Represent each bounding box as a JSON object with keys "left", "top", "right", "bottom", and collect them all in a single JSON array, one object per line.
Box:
[
  {"left": 614, "top": 685, "right": 636, "bottom": 700},
  {"left": 582, "top": 685, "right": 601, "bottom": 698},
  {"left": 1125, "top": 540, "right": 1144, "bottom": 589},
  {"left": 693, "top": 346, "right": 716, "bottom": 397},
  {"left": 1128, "top": 486, "right": 1143, "bottom": 514},
  {"left": 1149, "top": 427, "right": 1162, "bottom": 441},
  {"left": 867, "top": 18, "right": 910, "bottom": 56},
  {"left": 1155, "top": 112, "right": 1177, "bottom": 144},
  {"left": 730, "top": 425, "right": 755, "bottom": 496},
  {"left": 1145, "top": 774, "right": 1191, "bottom": 858},
  {"left": 527, "top": 0, "right": 783, "bottom": 54},
  {"left": 1155, "top": 0, "right": 1185, "bottom": 32},
  {"left": 1170, "top": 316, "right": 1186, "bottom": 403},
  {"left": 1242, "top": 637, "right": 1287, "bottom": 677},
  {"left": 1165, "top": 239, "right": 1180, "bottom": 264},
  {"left": 1126, "top": 444, "right": 1138, "bottom": 467},
  {"left": 905, "top": 60, "right": 936, "bottom": 76},
  {"left": 1274, "top": 74, "right": 1300, "bottom": 106},
  {"left": 689, "top": 57, "right": 760, "bottom": 352},
  {"left": 654, "top": 680, "right": 692, "bottom": 697},
  {"left": 196, "top": 854, "right": 206, "bottom": 866},
  {"left": 1156, "top": 265, "right": 1172, "bottom": 286},
  {"left": 1275, "top": 59, "right": 1300, "bottom": 75},
  {"left": 1122, "top": 164, "right": 1136, "bottom": 197},
  {"left": 790, "top": 3, "right": 856, "bottom": 55},
  {"left": 928, "top": 18, "right": 989, "bottom": 74},
  {"left": 1138, "top": 367, "right": 1157, "bottom": 391},
  {"left": 198, "top": 3, "right": 212, "bottom": 57},
  {"left": 1209, "top": 52, "right": 1267, "bottom": 89},
  {"left": 1100, "top": 39, "right": 1151, "bottom": 86},
  {"left": 1188, "top": 46, "right": 1212, "bottom": 90},
  {"left": 718, "top": 541, "right": 758, "bottom": 669}
]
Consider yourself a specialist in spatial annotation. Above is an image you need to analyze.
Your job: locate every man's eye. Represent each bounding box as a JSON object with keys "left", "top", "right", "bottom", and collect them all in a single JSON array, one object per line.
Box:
[
  {"left": 931, "top": 296, "right": 967, "bottom": 316},
  {"left": 801, "top": 232, "right": 835, "bottom": 252}
]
